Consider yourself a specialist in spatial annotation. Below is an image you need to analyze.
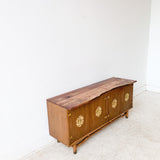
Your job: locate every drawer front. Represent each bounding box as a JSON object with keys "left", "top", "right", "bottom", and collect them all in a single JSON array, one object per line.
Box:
[
  {"left": 89, "top": 94, "right": 108, "bottom": 131},
  {"left": 120, "top": 84, "right": 133, "bottom": 113},
  {"left": 106, "top": 88, "right": 121, "bottom": 120},
  {"left": 68, "top": 104, "right": 90, "bottom": 145}
]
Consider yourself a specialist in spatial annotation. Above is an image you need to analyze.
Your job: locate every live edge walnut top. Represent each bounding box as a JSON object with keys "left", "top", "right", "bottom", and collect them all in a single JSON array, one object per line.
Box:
[{"left": 47, "top": 77, "right": 136, "bottom": 110}]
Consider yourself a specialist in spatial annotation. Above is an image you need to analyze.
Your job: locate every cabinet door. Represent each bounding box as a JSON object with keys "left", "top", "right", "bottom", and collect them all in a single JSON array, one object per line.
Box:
[
  {"left": 68, "top": 104, "right": 90, "bottom": 145},
  {"left": 89, "top": 94, "right": 108, "bottom": 131},
  {"left": 121, "top": 84, "right": 133, "bottom": 113},
  {"left": 106, "top": 88, "right": 121, "bottom": 120}
]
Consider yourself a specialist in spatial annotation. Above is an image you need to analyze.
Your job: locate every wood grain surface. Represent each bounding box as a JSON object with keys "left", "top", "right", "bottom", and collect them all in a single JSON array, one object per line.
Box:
[{"left": 47, "top": 77, "right": 136, "bottom": 110}]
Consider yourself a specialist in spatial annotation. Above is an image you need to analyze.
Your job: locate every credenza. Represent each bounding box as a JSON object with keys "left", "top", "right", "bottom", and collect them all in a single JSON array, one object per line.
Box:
[{"left": 47, "top": 77, "right": 136, "bottom": 154}]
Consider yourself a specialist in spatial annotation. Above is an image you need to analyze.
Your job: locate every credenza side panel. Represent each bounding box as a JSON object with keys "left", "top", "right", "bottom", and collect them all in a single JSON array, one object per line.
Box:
[{"left": 47, "top": 101, "right": 69, "bottom": 146}]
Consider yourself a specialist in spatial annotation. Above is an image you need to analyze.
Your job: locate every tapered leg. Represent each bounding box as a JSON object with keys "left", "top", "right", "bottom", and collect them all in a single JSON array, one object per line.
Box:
[
  {"left": 125, "top": 111, "right": 129, "bottom": 118},
  {"left": 73, "top": 144, "right": 77, "bottom": 154}
]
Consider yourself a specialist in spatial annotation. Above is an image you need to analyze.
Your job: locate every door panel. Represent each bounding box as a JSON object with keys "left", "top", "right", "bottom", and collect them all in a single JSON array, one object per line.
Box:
[
  {"left": 107, "top": 88, "right": 121, "bottom": 120},
  {"left": 121, "top": 84, "right": 133, "bottom": 113},
  {"left": 68, "top": 104, "right": 90, "bottom": 145},
  {"left": 89, "top": 94, "right": 108, "bottom": 131}
]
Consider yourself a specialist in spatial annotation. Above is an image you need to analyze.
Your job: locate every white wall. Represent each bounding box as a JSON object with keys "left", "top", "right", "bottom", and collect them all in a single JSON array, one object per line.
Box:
[
  {"left": 147, "top": 0, "right": 160, "bottom": 92},
  {"left": 0, "top": 0, "right": 151, "bottom": 160}
]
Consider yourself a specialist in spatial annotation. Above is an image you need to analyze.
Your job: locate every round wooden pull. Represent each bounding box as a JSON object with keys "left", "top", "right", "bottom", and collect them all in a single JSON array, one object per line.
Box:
[
  {"left": 76, "top": 115, "right": 84, "bottom": 127},
  {"left": 95, "top": 106, "right": 102, "bottom": 117}
]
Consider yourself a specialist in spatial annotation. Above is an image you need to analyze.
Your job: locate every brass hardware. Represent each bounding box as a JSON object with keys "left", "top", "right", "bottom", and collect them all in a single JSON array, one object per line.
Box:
[
  {"left": 76, "top": 115, "right": 84, "bottom": 127},
  {"left": 68, "top": 113, "right": 71, "bottom": 117},
  {"left": 95, "top": 106, "right": 102, "bottom": 117},
  {"left": 104, "top": 115, "right": 110, "bottom": 119},
  {"left": 104, "top": 96, "right": 110, "bottom": 100},
  {"left": 112, "top": 98, "right": 118, "bottom": 109},
  {"left": 125, "top": 93, "right": 130, "bottom": 102},
  {"left": 70, "top": 136, "right": 73, "bottom": 139},
  {"left": 104, "top": 115, "right": 108, "bottom": 119}
]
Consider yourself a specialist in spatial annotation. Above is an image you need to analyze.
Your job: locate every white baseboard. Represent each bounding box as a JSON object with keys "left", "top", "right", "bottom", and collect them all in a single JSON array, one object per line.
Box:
[
  {"left": 133, "top": 85, "right": 146, "bottom": 97},
  {"left": 146, "top": 85, "right": 160, "bottom": 93},
  {"left": 134, "top": 84, "right": 160, "bottom": 95},
  {"left": 19, "top": 140, "right": 55, "bottom": 160}
]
